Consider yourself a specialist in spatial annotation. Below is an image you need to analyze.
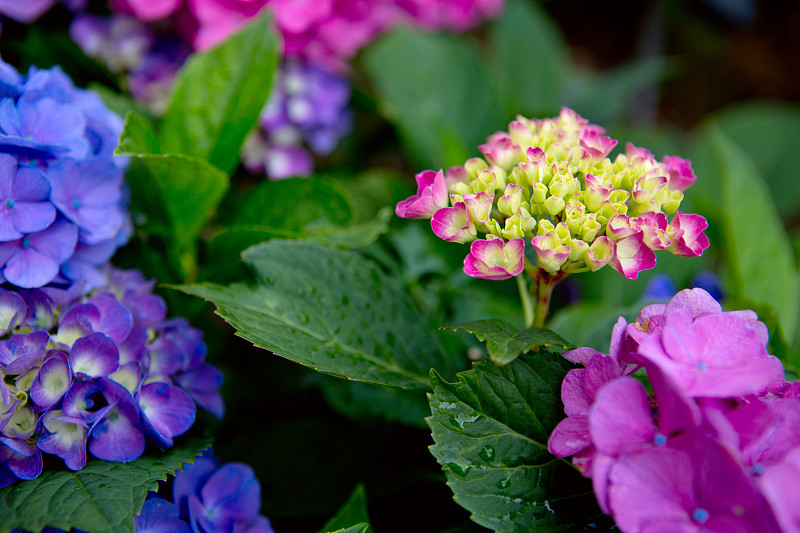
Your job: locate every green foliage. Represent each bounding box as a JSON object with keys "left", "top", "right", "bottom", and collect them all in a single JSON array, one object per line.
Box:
[
  {"left": 179, "top": 240, "right": 463, "bottom": 389},
  {"left": 159, "top": 12, "right": 279, "bottom": 174},
  {"left": 711, "top": 125, "right": 799, "bottom": 348},
  {"left": 319, "top": 484, "right": 372, "bottom": 533},
  {"left": 445, "top": 320, "right": 572, "bottom": 365},
  {"left": 427, "top": 351, "right": 604, "bottom": 531},
  {"left": 121, "top": 152, "right": 229, "bottom": 281},
  {"left": 488, "top": 0, "right": 568, "bottom": 117},
  {"left": 363, "top": 27, "right": 504, "bottom": 169},
  {"left": 0, "top": 439, "right": 209, "bottom": 533}
]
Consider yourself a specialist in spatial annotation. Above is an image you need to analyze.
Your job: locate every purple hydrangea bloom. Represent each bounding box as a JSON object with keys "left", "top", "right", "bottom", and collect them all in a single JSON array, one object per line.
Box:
[
  {"left": 0, "top": 59, "right": 129, "bottom": 291},
  {"left": 133, "top": 449, "right": 274, "bottom": 533},
  {"left": 241, "top": 59, "right": 352, "bottom": 179},
  {"left": 0, "top": 267, "right": 223, "bottom": 485}
]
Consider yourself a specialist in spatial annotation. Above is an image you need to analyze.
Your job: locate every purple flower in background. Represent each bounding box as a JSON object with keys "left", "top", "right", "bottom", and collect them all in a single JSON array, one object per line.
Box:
[
  {"left": 242, "top": 60, "right": 352, "bottom": 179},
  {"left": 135, "top": 497, "right": 192, "bottom": 533}
]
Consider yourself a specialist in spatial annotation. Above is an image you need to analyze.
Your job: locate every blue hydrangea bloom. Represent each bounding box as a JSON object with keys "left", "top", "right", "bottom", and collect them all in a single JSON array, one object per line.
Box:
[
  {"left": 0, "top": 266, "right": 224, "bottom": 487},
  {"left": 0, "top": 59, "right": 129, "bottom": 290},
  {"left": 136, "top": 449, "right": 274, "bottom": 533}
]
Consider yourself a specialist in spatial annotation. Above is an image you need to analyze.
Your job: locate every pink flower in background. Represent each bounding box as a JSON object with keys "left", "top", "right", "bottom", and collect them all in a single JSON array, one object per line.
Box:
[
  {"left": 110, "top": 0, "right": 183, "bottom": 21},
  {"left": 397, "top": 0, "right": 504, "bottom": 31}
]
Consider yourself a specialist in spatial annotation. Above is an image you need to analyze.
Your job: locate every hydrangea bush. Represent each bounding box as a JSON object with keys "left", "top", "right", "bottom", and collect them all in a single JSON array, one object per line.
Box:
[{"left": 0, "top": 0, "right": 798, "bottom": 532}]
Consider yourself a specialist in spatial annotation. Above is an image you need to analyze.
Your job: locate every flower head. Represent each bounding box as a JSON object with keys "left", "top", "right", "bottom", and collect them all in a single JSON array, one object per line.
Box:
[{"left": 396, "top": 108, "right": 709, "bottom": 281}]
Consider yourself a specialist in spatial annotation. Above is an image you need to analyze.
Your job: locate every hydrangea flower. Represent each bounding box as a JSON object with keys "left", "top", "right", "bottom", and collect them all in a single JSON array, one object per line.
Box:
[
  {"left": 547, "top": 288, "right": 799, "bottom": 532},
  {"left": 396, "top": 108, "right": 710, "bottom": 283},
  {"left": 241, "top": 59, "right": 352, "bottom": 180},
  {"left": 136, "top": 449, "right": 274, "bottom": 533},
  {"left": 0, "top": 266, "right": 223, "bottom": 487},
  {"left": 0, "top": 60, "right": 129, "bottom": 290},
  {"left": 70, "top": 14, "right": 191, "bottom": 115}
]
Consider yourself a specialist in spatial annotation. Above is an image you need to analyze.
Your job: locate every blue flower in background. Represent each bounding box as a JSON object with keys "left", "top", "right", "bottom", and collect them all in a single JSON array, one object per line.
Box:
[
  {"left": 136, "top": 449, "right": 274, "bottom": 533},
  {"left": 0, "top": 59, "right": 129, "bottom": 290}
]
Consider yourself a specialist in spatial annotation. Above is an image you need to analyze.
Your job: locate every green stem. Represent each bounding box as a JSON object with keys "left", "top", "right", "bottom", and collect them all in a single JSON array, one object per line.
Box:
[
  {"left": 531, "top": 271, "right": 567, "bottom": 328},
  {"left": 517, "top": 273, "right": 535, "bottom": 329}
]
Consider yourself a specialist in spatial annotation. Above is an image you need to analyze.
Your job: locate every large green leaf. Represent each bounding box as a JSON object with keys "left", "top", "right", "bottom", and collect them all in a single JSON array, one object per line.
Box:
[
  {"left": 428, "top": 352, "right": 604, "bottom": 531},
  {"left": 489, "top": 0, "right": 568, "bottom": 117},
  {"left": 180, "top": 241, "right": 461, "bottom": 388},
  {"left": 363, "top": 28, "right": 504, "bottom": 169},
  {"left": 123, "top": 153, "right": 229, "bottom": 280},
  {"left": 159, "top": 12, "right": 279, "bottom": 173},
  {"left": 116, "top": 111, "right": 160, "bottom": 156},
  {"left": 319, "top": 484, "right": 371, "bottom": 533},
  {"left": 712, "top": 125, "right": 799, "bottom": 343},
  {"left": 0, "top": 439, "right": 209, "bottom": 533},
  {"left": 445, "top": 320, "right": 573, "bottom": 365}
]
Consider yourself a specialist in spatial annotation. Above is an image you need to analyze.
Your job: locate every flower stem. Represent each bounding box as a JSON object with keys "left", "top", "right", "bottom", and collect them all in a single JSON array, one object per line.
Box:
[
  {"left": 531, "top": 271, "right": 566, "bottom": 328},
  {"left": 517, "top": 273, "right": 535, "bottom": 329}
]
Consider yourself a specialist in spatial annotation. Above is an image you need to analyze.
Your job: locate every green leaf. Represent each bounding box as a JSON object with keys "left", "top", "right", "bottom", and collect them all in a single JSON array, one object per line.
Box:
[
  {"left": 712, "top": 125, "right": 799, "bottom": 342},
  {"left": 159, "top": 12, "right": 279, "bottom": 173},
  {"left": 179, "top": 241, "right": 461, "bottom": 388},
  {"left": 327, "top": 526, "right": 369, "bottom": 533},
  {"left": 428, "top": 352, "right": 603, "bottom": 531},
  {"left": 319, "top": 484, "right": 371, "bottom": 533},
  {"left": 489, "top": 0, "right": 568, "bottom": 116},
  {"left": 124, "top": 154, "right": 229, "bottom": 280},
  {"left": 115, "top": 111, "right": 160, "bottom": 156},
  {"left": 445, "top": 319, "right": 573, "bottom": 365},
  {"left": 316, "top": 376, "right": 430, "bottom": 428},
  {"left": 363, "top": 28, "right": 504, "bottom": 169},
  {"left": 0, "top": 439, "right": 210, "bottom": 533}
]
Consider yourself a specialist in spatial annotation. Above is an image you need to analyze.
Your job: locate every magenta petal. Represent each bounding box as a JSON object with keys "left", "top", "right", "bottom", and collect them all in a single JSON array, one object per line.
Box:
[
  {"left": 589, "top": 377, "right": 657, "bottom": 455},
  {"left": 395, "top": 169, "right": 448, "bottom": 219},
  {"left": 70, "top": 332, "right": 120, "bottom": 378},
  {"left": 609, "top": 231, "right": 657, "bottom": 279},
  {"left": 431, "top": 202, "right": 475, "bottom": 243},
  {"left": 139, "top": 382, "right": 196, "bottom": 441},
  {"left": 548, "top": 416, "right": 591, "bottom": 457}
]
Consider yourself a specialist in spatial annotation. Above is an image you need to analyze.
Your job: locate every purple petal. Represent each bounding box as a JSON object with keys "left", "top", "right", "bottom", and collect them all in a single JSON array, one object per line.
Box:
[
  {"left": 173, "top": 453, "right": 218, "bottom": 518},
  {"left": 70, "top": 332, "right": 120, "bottom": 379},
  {"left": 30, "top": 216, "right": 78, "bottom": 263},
  {"left": 11, "top": 202, "right": 56, "bottom": 235},
  {"left": 3, "top": 246, "right": 59, "bottom": 288},
  {"left": 30, "top": 350, "right": 72, "bottom": 409},
  {"left": 0, "top": 438, "right": 42, "bottom": 480},
  {"left": 198, "top": 463, "right": 261, "bottom": 532},
  {"left": 88, "top": 398, "right": 144, "bottom": 462},
  {"left": 0, "top": 330, "right": 49, "bottom": 375},
  {"left": 85, "top": 292, "right": 133, "bottom": 343},
  {"left": 62, "top": 380, "right": 109, "bottom": 422},
  {"left": 0, "top": 290, "right": 24, "bottom": 335},
  {"left": 135, "top": 498, "right": 192, "bottom": 533},
  {"left": 175, "top": 364, "right": 224, "bottom": 418},
  {"left": 138, "top": 382, "right": 195, "bottom": 444},
  {"left": 36, "top": 409, "right": 88, "bottom": 470}
]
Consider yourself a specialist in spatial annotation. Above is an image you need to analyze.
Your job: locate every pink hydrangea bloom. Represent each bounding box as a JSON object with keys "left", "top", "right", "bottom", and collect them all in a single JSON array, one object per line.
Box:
[
  {"left": 395, "top": 169, "right": 449, "bottom": 219},
  {"left": 110, "top": 0, "right": 182, "bottom": 21},
  {"left": 396, "top": 0, "right": 504, "bottom": 31},
  {"left": 462, "top": 237, "right": 524, "bottom": 280}
]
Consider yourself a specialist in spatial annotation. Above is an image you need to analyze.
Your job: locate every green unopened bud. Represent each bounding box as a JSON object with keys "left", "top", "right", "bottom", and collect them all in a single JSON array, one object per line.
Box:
[
  {"left": 472, "top": 169, "right": 497, "bottom": 193},
  {"left": 465, "top": 157, "right": 489, "bottom": 179},
  {"left": 581, "top": 214, "right": 602, "bottom": 242},
  {"left": 660, "top": 189, "right": 683, "bottom": 215},
  {"left": 544, "top": 195, "right": 566, "bottom": 218},
  {"left": 498, "top": 184, "right": 523, "bottom": 216},
  {"left": 449, "top": 181, "right": 473, "bottom": 197},
  {"left": 555, "top": 222, "right": 571, "bottom": 243},
  {"left": 15, "top": 369, "right": 37, "bottom": 392},
  {"left": 532, "top": 181, "right": 548, "bottom": 204},
  {"left": 608, "top": 190, "right": 630, "bottom": 204},
  {"left": 629, "top": 199, "right": 660, "bottom": 217},
  {"left": 491, "top": 165, "right": 508, "bottom": 191},
  {"left": 568, "top": 238, "right": 589, "bottom": 262},
  {"left": 537, "top": 219, "right": 555, "bottom": 236}
]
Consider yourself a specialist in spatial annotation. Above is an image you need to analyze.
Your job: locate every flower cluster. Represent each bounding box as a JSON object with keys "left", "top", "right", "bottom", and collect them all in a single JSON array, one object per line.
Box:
[
  {"left": 69, "top": 14, "right": 191, "bottom": 115},
  {"left": 241, "top": 60, "right": 352, "bottom": 180},
  {"left": 0, "top": 265, "right": 223, "bottom": 487},
  {"left": 0, "top": 59, "right": 129, "bottom": 290},
  {"left": 396, "top": 108, "right": 710, "bottom": 281},
  {"left": 136, "top": 449, "right": 273, "bottom": 533},
  {"left": 548, "top": 288, "right": 799, "bottom": 532}
]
